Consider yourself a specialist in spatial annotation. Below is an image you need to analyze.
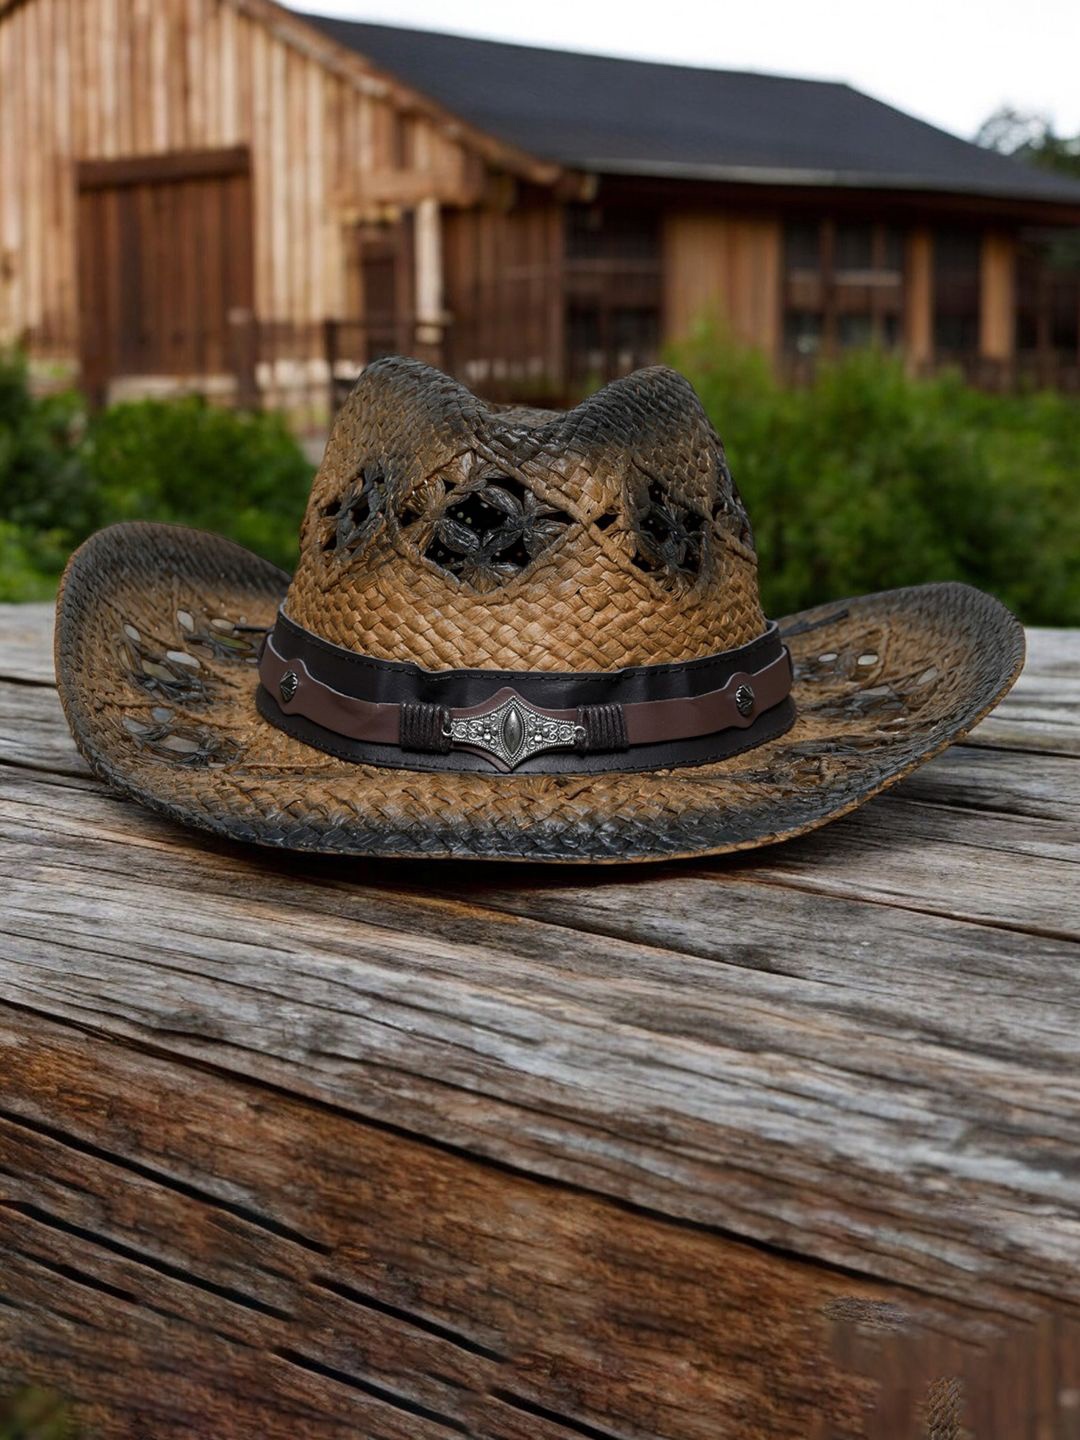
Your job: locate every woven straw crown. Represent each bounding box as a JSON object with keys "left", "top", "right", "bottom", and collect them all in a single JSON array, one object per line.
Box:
[{"left": 285, "top": 357, "right": 767, "bottom": 672}]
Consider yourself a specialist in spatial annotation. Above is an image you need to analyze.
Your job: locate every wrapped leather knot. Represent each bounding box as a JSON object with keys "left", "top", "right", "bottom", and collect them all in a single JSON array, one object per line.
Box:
[
  {"left": 576, "top": 703, "right": 628, "bottom": 754},
  {"left": 400, "top": 702, "right": 452, "bottom": 753}
]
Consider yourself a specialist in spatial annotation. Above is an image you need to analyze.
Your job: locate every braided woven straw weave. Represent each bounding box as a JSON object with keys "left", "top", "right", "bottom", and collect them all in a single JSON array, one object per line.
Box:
[
  {"left": 289, "top": 358, "right": 763, "bottom": 669},
  {"left": 55, "top": 358, "right": 1025, "bottom": 863}
]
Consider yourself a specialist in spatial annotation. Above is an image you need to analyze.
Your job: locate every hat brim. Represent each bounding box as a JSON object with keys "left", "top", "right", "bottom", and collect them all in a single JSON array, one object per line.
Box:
[{"left": 55, "top": 522, "right": 1025, "bottom": 863}]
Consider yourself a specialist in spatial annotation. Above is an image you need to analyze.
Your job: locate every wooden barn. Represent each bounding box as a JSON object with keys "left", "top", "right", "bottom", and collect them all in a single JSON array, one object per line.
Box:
[{"left": 3, "top": 0, "right": 1080, "bottom": 414}]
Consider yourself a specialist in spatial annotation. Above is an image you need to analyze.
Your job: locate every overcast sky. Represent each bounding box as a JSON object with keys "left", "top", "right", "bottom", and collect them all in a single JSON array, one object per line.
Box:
[{"left": 293, "top": 0, "right": 1080, "bottom": 142}]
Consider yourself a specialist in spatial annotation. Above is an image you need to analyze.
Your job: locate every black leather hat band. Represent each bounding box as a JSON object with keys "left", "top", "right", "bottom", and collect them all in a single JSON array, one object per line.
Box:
[{"left": 256, "top": 609, "right": 795, "bottom": 775}]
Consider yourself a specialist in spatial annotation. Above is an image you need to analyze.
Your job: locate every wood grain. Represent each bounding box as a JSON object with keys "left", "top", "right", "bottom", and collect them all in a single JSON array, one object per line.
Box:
[{"left": 1, "top": 604, "right": 1079, "bottom": 1437}]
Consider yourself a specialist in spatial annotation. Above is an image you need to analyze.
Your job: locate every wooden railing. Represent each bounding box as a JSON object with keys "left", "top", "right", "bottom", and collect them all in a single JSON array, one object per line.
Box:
[
  {"left": 85, "top": 314, "right": 1080, "bottom": 416},
  {"left": 324, "top": 287, "right": 660, "bottom": 412}
]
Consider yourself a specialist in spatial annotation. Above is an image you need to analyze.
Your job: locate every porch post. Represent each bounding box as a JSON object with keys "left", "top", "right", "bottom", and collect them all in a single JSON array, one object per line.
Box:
[
  {"left": 979, "top": 230, "right": 1016, "bottom": 384},
  {"left": 414, "top": 196, "right": 444, "bottom": 363},
  {"left": 904, "top": 227, "right": 933, "bottom": 376}
]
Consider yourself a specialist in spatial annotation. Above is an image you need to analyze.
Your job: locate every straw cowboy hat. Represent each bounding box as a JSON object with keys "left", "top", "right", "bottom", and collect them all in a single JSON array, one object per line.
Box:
[{"left": 55, "top": 357, "right": 1024, "bottom": 863}]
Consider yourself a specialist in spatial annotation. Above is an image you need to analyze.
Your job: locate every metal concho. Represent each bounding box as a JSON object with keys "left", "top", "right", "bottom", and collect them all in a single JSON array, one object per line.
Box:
[{"left": 445, "top": 693, "right": 582, "bottom": 770}]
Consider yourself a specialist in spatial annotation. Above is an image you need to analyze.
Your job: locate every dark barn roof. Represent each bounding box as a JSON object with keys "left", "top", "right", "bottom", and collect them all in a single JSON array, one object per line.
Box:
[{"left": 301, "top": 11, "right": 1080, "bottom": 207}]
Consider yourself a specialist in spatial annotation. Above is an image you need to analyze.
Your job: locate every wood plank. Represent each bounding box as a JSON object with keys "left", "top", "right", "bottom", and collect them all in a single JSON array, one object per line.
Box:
[
  {"left": 180, "top": 175, "right": 199, "bottom": 373},
  {"left": 248, "top": 7, "right": 271, "bottom": 324},
  {"left": 967, "top": 627, "right": 1080, "bottom": 756},
  {"left": 0, "top": 15, "right": 15, "bottom": 340},
  {"left": 1, "top": 690, "right": 1078, "bottom": 1307},
  {"left": 186, "top": 0, "right": 205, "bottom": 149},
  {"left": 150, "top": 0, "right": 168, "bottom": 149},
  {"left": 128, "top": 0, "right": 151, "bottom": 153},
  {"left": 34, "top": 0, "right": 53, "bottom": 344},
  {"left": 287, "top": 39, "right": 305, "bottom": 325},
  {"left": 100, "top": 0, "right": 119, "bottom": 157},
  {"left": 75, "top": 187, "right": 101, "bottom": 399},
  {"left": 113, "top": 0, "right": 132, "bottom": 155},
  {"left": 115, "top": 182, "right": 141, "bottom": 373},
  {"left": 21, "top": 0, "right": 42, "bottom": 339},
  {"left": 3, "top": 772, "right": 1080, "bottom": 1434},
  {"left": 219, "top": 0, "right": 239, "bottom": 145},
  {"left": 0, "top": 1014, "right": 922, "bottom": 1440},
  {"left": 168, "top": 0, "right": 186, "bottom": 149},
  {"left": 269, "top": 26, "right": 288, "bottom": 325},
  {"left": 101, "top": 185, "right": 122, "bottom": 380},
  {"left": 305, "top": 55, "right": 323, "bottom": 326},
  {"left": 3, "top": 605, "right": 1080, "bottom": 1437},
  {"left": 77, "top": 146, "right": 251, "bottom": 191},
  {"left": 51, "top": 0, "right": 75, "bottom": 355}
]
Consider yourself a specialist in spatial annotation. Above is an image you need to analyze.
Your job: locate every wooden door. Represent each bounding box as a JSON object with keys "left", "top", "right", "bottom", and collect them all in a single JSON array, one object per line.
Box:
[
  {"left": 441, "top": 201, "right": 566, "bottom": 400},
  {"left": 349, "top": 218, "right": 414, "bottom": 362},
  {"left": 76, "top": 148, "right": 253, "bottom": 403}
]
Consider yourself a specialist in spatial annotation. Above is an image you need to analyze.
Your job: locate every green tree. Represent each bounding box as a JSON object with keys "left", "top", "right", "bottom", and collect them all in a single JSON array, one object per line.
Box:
[
  {"left": 668, "top": 321, "right": 1080, "bottom": 626},
  {"left": 0, "top": 348, "right": 314, "bottom": 589},
  {"left": 975, "top": 105, "right": 1080, "bottom": 178}
]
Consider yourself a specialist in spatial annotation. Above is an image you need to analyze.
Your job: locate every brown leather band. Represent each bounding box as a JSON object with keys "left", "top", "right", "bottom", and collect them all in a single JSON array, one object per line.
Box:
[
  {"left": 623, "top": 653, "right": 791, "bottom": 743},
  {"left": 261, "top": 642, "right": 402, "bottom": 745},
  {"left": 257, "top": 623, "right": 793, "bottom": 773}
]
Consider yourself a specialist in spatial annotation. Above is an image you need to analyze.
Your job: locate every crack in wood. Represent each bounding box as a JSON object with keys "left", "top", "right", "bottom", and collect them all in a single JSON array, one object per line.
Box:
[
  {"left": 3, "top": 1003, "right": 1014, "bottom": 1334},
  {"left": 2, "top": 1199, "right": 295, "bottom": 1320},
  {"left": 730, "top": 869, "right": 1080, "bottom": 944},
  {"left": 0, "top": 671, "right": 60, "bottom": 690},
  {"left": 0, "top": 1106, "right": 331, "bottom": 1254},
  {"left": 311, "top": 1275, "right": 508, "bottom": 1363},
  {"left": 6, "top": 1242, "right": 208, "bottom": 1334},
  {"left": 0, "top": 1003, "right": 915, "bottom": 1292},
  {"left": 272, "top": 1347, "right": 472, "bottom": 1435},
  {"left": 490, "top": 1387, "right": 634, "bottom": 1440}
]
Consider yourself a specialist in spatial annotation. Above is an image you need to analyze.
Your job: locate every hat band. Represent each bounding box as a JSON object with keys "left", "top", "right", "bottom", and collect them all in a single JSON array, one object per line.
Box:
[{"left": 256, "top": 610, "right": 795, "bottom": 775}]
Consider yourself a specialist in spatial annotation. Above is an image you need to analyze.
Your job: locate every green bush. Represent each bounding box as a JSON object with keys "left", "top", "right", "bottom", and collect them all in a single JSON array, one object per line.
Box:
[
  {"left": 0, "top": 350, "right": 88, "bottom": 536},
  {"left": 1, "top": 339, "right": 1078, "bottom": 623},
  {"left": 668, "top": 323, "right": 1080, "bottom": 625},
  {"left": 0, "top": 349, "right": 313, "bottom": 596},
  {"left": 0, "top": 521, "right": 69, "bottom": 602},
  {"left": 78, "top": 395, "right": 313, "bottom": 569},
  {"left": 0, "top": 1387, "right": 75, "bottom": 1440}
]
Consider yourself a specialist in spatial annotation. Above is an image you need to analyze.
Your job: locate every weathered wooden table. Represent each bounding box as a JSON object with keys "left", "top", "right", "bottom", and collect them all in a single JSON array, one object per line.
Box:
[{"left": 1, "top": 602, "right": 1078, "bottom": 1440}]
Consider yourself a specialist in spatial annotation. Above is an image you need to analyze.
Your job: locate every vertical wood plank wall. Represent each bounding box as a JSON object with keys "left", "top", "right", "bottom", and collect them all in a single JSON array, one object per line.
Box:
[
  {"left": 0, "top": 0, "right": 489, "bottom": 367},
  {"left": 661, "top": 212, "right": 782, "bottom": 358}
]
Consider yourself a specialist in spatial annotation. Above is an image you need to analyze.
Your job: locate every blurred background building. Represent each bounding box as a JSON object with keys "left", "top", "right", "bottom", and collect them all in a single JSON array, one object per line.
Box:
[{"left": 2, "top": 0, "right": 1080, "bottom": 414}]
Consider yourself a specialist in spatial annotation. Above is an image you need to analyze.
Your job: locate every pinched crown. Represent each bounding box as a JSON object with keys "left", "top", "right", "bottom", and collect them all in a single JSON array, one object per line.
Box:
[{"left": 285, "top": 357, "right": 764, "bottom": 671}]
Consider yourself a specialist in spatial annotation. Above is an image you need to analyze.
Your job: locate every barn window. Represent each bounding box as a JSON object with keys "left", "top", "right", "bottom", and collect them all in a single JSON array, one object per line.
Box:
[
  {"left": 932, "top": 229, "right": 981, "bottom": 355},
  {"left": 782, "top": 218, "right": 905, "bottom": 361},
  {"left": 1015, "top": 235, "right": 1080, "bottom": 382},
  {"left": 563, "top": 206, "right": 662, "bottom": 385}
]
